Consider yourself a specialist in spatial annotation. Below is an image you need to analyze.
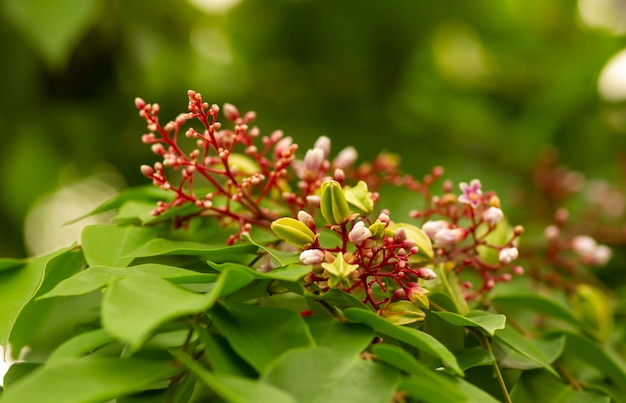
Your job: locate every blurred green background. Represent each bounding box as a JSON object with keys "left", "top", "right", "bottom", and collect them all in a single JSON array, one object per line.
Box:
[{"left": 2, "top": 0, "right": 626, "bottom": 258}]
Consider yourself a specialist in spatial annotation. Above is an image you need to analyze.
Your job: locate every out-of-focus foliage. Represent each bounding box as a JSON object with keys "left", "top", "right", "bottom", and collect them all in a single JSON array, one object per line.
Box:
[{"left": 1, "top": 0, "right": 626, "bottom": 259}]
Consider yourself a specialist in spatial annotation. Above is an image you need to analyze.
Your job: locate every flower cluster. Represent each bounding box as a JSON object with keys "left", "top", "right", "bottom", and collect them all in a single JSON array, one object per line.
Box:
[{"left": 136, "top": 91, "right": 616, "bottom": 318}]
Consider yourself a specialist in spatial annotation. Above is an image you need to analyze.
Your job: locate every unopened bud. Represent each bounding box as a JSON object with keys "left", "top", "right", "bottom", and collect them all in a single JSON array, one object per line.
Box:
[
  {"left": 297, "top": 210, "right": 316, "bottom": 230},
  {"left": 348, "top": 221, "right": 372, "bottom": 244},
  {"left": 314, "top": 136, "right": 331, "bottom": 158},
  {"left": 135, "top": 97, "right": 146, "bottom": 109},
  {"left": 223, "top": 103, "right": 239, "bottom": 121},
  {"left": 332, "top": 146, "right": 358, "bottom": 169},
  {"left": 299, "top": 249, "right": 325, "bottom": 265},
  {"left": 483, "top": 207, "right": 504, "bottom": 225},
  {"left": 271, "top": 217, "right": 317, "bottom": 249},
  {"left": 498, "top": 247, "right": 519, "bottom": 264},
  {"left": 140, "top": 165, "right": 154, "bottom": 177}
]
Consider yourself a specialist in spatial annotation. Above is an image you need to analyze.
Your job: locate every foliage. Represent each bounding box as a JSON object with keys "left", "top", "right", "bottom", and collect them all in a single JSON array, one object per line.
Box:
[{"left": 1, "top": 93, "right": 625, "bottom": 402}]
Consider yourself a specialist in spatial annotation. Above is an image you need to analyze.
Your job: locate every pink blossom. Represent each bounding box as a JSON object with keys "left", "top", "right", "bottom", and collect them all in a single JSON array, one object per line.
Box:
[
  {"left": 434, "top": 228, "right": 466, "bottom": 248},
  {"left": 459, "top": 179, "right": 483, "bottom": 208},
  {"left": 498, "top": 247, "right": 519, "bottom": 264}
]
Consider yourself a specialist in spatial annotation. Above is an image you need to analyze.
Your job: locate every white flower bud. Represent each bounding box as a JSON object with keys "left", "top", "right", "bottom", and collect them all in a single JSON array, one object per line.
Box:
[
  {"left": 332, "top": 146, "right": 358, "bottom": 169},
  {"left": 348, "top": 221, "right": 372, "bottom": 244},
  {"left": 422, "top": 220, "right": 450, "bottom": 239},
  {"left": 314, "top": 136, "right": 331, "bottom": 158},
  {"left": 300, "top": 249, "right": 325, "bottom": 265},
  {"left": 498, "top": 247, "right": 519, "bottom": 264},
  {"left": 482, "top": 207, "right": 503, "bottom": 225}
]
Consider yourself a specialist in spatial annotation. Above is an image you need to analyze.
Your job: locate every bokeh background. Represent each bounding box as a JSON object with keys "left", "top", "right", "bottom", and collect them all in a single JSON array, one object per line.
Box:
[{"left": 2, "top": 0, "right": 626, "bottom": 258}]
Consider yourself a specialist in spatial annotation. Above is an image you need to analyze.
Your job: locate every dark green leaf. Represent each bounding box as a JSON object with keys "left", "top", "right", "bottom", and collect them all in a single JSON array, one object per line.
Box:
[
  {"left": 193, "top": 324, "right": 255, "bottom": 377},
  {"left": 493, "top": 325, "right": 560, "bottom": 377},
  {"left": 304, "top": 317, "right": 374, "bottom": 355},
  {"left": 176, "top": 352, "right": 296, "bottom": 403},
  {"left": 510, "top": 369, "right": 611, "bottom": 403},
  {"left": 373, "top": 343, "right": 467, "bottom": 403},
  {"left": 343, "top": 308, "right": 463, "bottom": 375},
  {"left": 431, "top": 310, "right": 506, "bottom": 336},
  {"left": 81, "top": 225, "right": 160, "bottom": 267},
  {"left": 0, "top": 358, "right": 179, "bottom": 403},
  {"left": 39, "top": 264, "right": 218, "bottom": 299},
  {"left": 455, "top": 346, "right": 495, "bottom": 371},
  {"left": 262, "top": 347, "right": 399, "bottom": 403},
  {"left": 209, "top": 302, "right": 315, "bottom": 373}
]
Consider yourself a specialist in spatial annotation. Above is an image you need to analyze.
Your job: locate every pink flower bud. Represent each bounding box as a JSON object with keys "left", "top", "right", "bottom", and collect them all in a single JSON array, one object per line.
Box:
[
  {"left": 571, "top": 235, "right": 597, "bottom": 257},
  {"left": 306, "top": 195, "right": 321, "bottom": 208},
  {"left": 482, "top": 207, "right": 503, "bottom": 225},
  {"left": 300, "top": 249, "right": 325, "bottom": 265},
  {"left": 314, "top": 136, "right": 331, "bottom": 158},
  {"left": 349, "top": 221, "right": 372, "bottom": 244},
  {"left": 332, "top": 146, "right": 358, "bottom": 169},
  {"left": 297, "top": 210, "right": 316, "bottom": 230},
  {"left": 416, "top": 268, "right": 437, "bottom": 280},
  {"left": 498, "top": 247, "right": 519, "bottom": 264},
  {"left": 274, "top": 136, "right": 293, "bottom": 158},
  {"left": 223, "top": 103, "right": 239, "bottom": 121},
  {"left": 301, "top": 148, "right": 325, "bottom": 181},
  {"left": 135, "top": 97, "right": 146, "bottom": 109},
  {"left": 140, "top": 165, "right": 154, "bottom": 177}
]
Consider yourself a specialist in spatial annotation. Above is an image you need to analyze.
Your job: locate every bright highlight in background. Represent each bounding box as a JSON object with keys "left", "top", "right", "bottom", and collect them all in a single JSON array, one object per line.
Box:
[{"left": 598, "top": 48, "right": 626, "bottom": 102}]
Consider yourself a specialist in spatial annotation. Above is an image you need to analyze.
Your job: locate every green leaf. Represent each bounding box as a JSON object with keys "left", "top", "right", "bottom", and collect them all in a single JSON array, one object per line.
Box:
[
  {"left": 102, "top": 268, "right": 254, "bottom": 348},
  {"left": 243, "top": 234, "right": 301, "bottom": 266},
  {"left": 428, "top": 263, "right": 469, "bottom": 314},
  {"left": 455, "top": 346, "right": 495, "bottom": 371},
  {"left": 9, "top": 248, "right": 85, "bottom": 352},
  {"left": 0, "top": 358, "right": 179, "bottom": 403},
  {"left": 47, "top": 329, "right": 115, "bottom": 365},
  {"left": 510, "top": 369, "right": 611, "bottom": 403},
  {"left": 0, "top": 258, "right": 24, "bottom": 273},
  {"left": 373, "top": 343, "right": 467, "bottom": 402},
  {"left": 493, "top": 325, "right": 560, "bottom": 377},
  {"left": 3, "top": 0, "right": 102, "bottom": 70},
  {"left": 563, "top": 332, "right": 626, "bottom": 386},
  {"left": 193, "top": 324, "right": 255, "bottom": 377},
  {"left": 343, "top": 180, "right": 374, "bottom": 215},
  {"left": 66, "top": 186, "right": 169, "bottom": 224},
  {"left": 209, "top": 261, "right": 311, "bottom": 282},
  {"left": 81, "top": 225, "right": 160, "bottom": 267},
  {"left": 343, "top": 308, "right": 463, "bottom": 375},
  {"left": 176, "top": 352, "right": 296, "bottom": 403},
  {"left": 431, "top": 310, "right": 506, "bottom": 336},
  {"left": 262, "top": 347, "right": 399, "bottom": 403},
  {"left": 124, "top": 238, "right": 258, "bottom": 261},
  {"left": 0, "top": 247, "right": 72, "bottom": 346},
  {"left": 491, "top": 291, "right": 578, "bottom": 325},
  {"left": 209, "top": 302, "right": 315, "bottom": 373},
  {"left": 304, "top": 317, "right": 374, "bottom": 355},
  {"left": 39, "top": 264, "right": 219, "bottom": 299}
]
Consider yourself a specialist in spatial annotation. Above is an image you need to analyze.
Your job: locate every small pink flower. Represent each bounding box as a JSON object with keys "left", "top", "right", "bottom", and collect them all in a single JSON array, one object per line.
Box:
[
  {"left": 459, "top": 179, "right": 483, "bottom": 208},
  {"left": 498, "top": 247, "right": 519, "bottom": 264},
  {"left": 434, "top": 228, "right": 466, "bottom": 248}
]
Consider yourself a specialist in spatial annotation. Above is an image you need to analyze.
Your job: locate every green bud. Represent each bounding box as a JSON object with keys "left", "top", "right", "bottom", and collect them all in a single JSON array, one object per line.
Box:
[
  {"left": 343, "top": 180, "right": 374, "bottom": 216},
  {"left": 368, "top": 220, "right": 387, "bottom": 239},
  {"left": 271, "top": 217, "right": 316, "bottom": 249},
  {"left": 379, "top": 301, "right": 426, "bottom": 325},
  {"left": 321, "top": 252, "right": 359, "bottom": 289},
  {"left": 320, "top": 180, "right": 351, "bottom": 225},
  {"left": 386, "top": 222, "right": 434, "bottom": 261}
]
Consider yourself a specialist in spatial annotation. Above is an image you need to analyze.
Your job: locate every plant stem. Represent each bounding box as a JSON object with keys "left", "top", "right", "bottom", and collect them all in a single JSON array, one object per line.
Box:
[{"left": 471, "top": 328, "right": 512, "bottom": 403}]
